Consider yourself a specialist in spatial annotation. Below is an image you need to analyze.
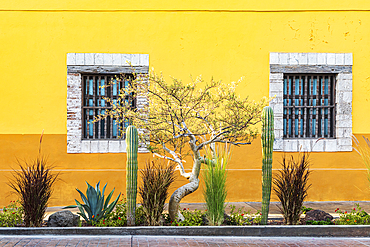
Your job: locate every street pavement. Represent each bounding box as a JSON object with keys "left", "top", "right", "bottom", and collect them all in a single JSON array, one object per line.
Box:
[{"left": 1, "top": 236, "right": 370, "bottom": 246}]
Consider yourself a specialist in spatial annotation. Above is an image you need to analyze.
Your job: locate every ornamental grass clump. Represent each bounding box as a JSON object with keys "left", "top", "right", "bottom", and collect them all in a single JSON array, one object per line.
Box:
[
  {"left": 8, "top": 132, "right": 59, "bottom": 227},
  {"left": 273, "top": 153, "right": 311, "bottom": 225},
  {"left": 139, "top": 160, "right": 176, "bottom": 226},
  {"left": 203, "top": 143, "right": 230, "bottom": 226},
  {"left": 353, "top": 135, "right": 370, "bottom": 184}
]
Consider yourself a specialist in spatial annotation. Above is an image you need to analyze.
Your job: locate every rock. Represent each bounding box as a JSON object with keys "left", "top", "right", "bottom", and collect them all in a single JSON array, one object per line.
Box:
[
  {"left": 305, "top": 209, "right": 333, "bottom": 222},
  {"left": 47, "top": 210, "right": 80, "bottom": 227}
]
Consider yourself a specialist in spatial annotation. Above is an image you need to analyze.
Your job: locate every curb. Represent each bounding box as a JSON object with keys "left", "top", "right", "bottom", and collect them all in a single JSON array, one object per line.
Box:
[{"left": 0, "top": 226, "right": 370, "bottom": 237}]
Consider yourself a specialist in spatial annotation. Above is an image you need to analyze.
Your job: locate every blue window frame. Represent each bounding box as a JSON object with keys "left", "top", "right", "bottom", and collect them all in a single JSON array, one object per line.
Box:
[
  {"left": 82, "top": 74, "right": 134, "bottom": 139},
  {"left": 283, "top": 74, "right": 336, "bottom": 138}
]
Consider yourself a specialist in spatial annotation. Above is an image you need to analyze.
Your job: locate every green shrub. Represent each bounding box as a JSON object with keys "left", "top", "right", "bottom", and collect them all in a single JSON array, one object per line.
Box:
[
  {"left": 139, "top": 160, "right": 176, "bottom": 226},
  {"left": 170, "top": 208, "right": 205, "bottom": 226},
  {"left": 335, "top": 203, "right": 370, "bottom": 225},
  {"left": 225, "top": 205, "right": 262, "bottom": 226},
  {"left": 203, "top": 144, "right": 229, "bottom": 226},
  {"left": 91, "top": 198, "right": 145, "bottom": 227},
  {"left": 306, "top": 218, "right": 333, "bottom": 225},
  {"left": 0, "top": 201, "right": 23, "bottom": 227},
  {"left": 301, "top": 206, "right": 313, "bottom": 214}
]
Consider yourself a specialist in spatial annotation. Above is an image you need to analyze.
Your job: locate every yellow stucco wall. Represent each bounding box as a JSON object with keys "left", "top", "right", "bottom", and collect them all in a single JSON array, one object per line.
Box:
[{"left": 0, "top": 1, "right": 370, "bottom": 207}]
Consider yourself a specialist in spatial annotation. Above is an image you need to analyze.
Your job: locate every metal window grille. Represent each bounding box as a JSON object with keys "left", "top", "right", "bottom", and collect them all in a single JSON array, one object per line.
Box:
[
  {"left": 82, "top": 74, "right": 135, "bottom": 140},
  {"left": 283, "top": 74, "right": 336, "bottom": 139}
]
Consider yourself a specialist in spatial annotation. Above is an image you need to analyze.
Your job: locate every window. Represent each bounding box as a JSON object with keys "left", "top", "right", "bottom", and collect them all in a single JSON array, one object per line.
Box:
[
  {"left": 66, "top": 53, "right": 149, "bottom": 153},
  {"left": 283, "top": 74, "right": 336, "bottom": 139},
  {"left": 82, "top": 74, "right": 135, "bottom": 140},
  {"left": 269, "top": 53, "right": 352, "bottom": 152}
]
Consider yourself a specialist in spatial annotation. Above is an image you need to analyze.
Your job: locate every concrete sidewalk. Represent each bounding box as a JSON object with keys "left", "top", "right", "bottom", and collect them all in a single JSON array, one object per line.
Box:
[
  {"left": 44, "top": 201, "right": 370, "bottom": 220},
  {"left": 1, "top": 235, "right": 370, "bottom": 247}
]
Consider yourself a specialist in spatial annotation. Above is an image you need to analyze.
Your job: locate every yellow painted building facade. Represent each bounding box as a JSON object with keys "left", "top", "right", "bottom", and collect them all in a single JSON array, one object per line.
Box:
[{"left": 1, "top": 0, "right": 370, "bottom": 207}]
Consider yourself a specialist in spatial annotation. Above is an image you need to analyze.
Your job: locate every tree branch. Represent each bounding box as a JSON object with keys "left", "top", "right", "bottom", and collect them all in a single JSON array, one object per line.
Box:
[{"left": 161, "top": 144, "right": 191, "bottom": 179}]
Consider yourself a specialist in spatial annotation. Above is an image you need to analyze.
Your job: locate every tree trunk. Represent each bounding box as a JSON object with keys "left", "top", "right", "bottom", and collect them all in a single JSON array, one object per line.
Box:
[{"left": 169, "top": 147, "right": 202, "bottom": 221}]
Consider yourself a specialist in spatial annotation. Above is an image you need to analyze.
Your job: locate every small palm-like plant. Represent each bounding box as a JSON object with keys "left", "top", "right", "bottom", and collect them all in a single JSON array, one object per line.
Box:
[
  {"left": 139, "top": 160, "right": 176, "bottom": 226},
  {"left": 273, "top": 153, "right": 311, "bottom": 225},
  {"left": 64, "top": 181, "right": 120, "bottom": 223}
]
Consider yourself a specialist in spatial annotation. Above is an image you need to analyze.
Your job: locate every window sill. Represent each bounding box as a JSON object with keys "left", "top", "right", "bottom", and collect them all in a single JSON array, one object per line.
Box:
[
  {"left": 78, "top": 140, "right": 149, "bottom": 153},
  {"left": 273, "top": 138, "right": 352, "bottom": 152}
]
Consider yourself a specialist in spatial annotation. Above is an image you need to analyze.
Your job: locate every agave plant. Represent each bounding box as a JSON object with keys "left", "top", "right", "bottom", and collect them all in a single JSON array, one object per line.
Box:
[{"left": 64, "top": 181, "right": 120, "bottom": 223}]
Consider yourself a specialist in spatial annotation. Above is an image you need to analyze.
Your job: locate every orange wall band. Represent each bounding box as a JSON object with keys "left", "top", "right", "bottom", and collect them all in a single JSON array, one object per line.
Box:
[{"left": 0, "top": 134, "right": 368, "bottom": 207}]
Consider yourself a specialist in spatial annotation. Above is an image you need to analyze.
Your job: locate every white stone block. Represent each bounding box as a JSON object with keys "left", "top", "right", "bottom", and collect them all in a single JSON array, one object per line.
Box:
[
  {"left": 269, "top": 91, "right": 283, "bottom": 100},
  {"left": 81, "top": 141, "right": 91, "bottom": 153},
  {"left": 76, "top": 53, "right": 85, "bottom": 65},
  {"left": 95, "top": 53, "right": 104, "bottom": 65},
  {"left": 335, "top": 53, "right": 345, "bottom": 65},
  {"left": 312, "top": 139, "right": 324, "bottom": 152},
  {"left": 279, "top": 53, "right": 289, "bottom": 65},
  {"left": 109, "top": 140, "right": 120, "bottom": 153},
  {"left": 270, "top": 53, "right": 279, "bottom": 64},
  {"left": 336, "top": 102, "right": 352, "bottom": 115},
  {"left": 325, "top": 139, "right": 337, "bottom": 152},
  {"left": 269, "top": 83, "right": 283, "bottom": 92},
  {"left": 317, "top": 53, "right": 327, "bottom": 65},
  {"left": 345, "top": 53, "right": 353, "bottom": 65},
  {"left": 269, "top": 98, "right": 279, "bottom": 108},
  {"left": 67, "top": 53, "right": 76, "bottom": 65},
  {"left": 338, "top": 145, "right": 352, "bottom": 152},
  {"left": 342, "top": 91, "right": 352, "bottom": 103},
  {"left": 298, "top": 140, "right": 311, "bottom": 152},
  {"left": 138, "top": 147, "right": 150, "bottom": 153},
  {"left": 298, "top": 53, "right": 308, "bottom": 65},
  {"left": 337, "top": 73, "right": 352, "bottom": 80},
  {"left": 336, "top": 119, "right": 352, "bottom": 128},
  {"left": 327, "top": 53, "right": 335, "bottom": 65},
  {"left": 283, "top": 139, "right": 298, "bottom": 152},
  {"left": 131, "top": 54, "right": 140, "bottom": 66},
  {"left": 122, "top": 54, "right": 131, "bottom": 66},
  {"left": 112, "top": 54, "right": 121, "bottom": 66},
  {"left": 120, "top": 140, "right": 127, "bottom": 152},
  {"left": 91, "top": 141, "right": 99, "bottom": 153},
  {"left": 84, "top": 53, "right": 94, "bottom": 65},
  {"left": 103, "top": 54, "right": 113, "bottom": 65},
  {"left": 141, "top": 54, "right": 149, "bottom": 66},
  {"left": 269, "top": 73, "right": 284, "bottom": 80},
  {"left": 337, "top": 138, "right": 352, "bottom": 147},
  {"left": 274, "top": 129, "right": 284, "bottom": 139},
  {"left": 336, "top": 79, "right": 352, "bottom": 91},
  {"left": 308, "top": 53, "right": 317, "bottom": 65},
  {"left": 274, "top": 117, "right": 283, "bottom": 130},
  {"left": 336, "top": 114, "right": 352, "bottom": 121},
  {"left": 99, "top": 140, "right": 109, "bottom": 153},
  {"left": 273, "top": 104, "right": 284, "bottom": 115},
  {"left": 273, "top": 138, "right": 283, "bottom": 151},
  {"left": 336, "top": 127, "right": 352, "bottom": 138},
  {"left": 289, "top": 53, "right": 299, "bottom": 65}
]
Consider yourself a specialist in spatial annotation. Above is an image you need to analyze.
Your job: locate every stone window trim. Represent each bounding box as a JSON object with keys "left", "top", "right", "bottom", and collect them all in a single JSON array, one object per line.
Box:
[
  {"left": 67, "top": 53, "right": 149, "bottom": 154},
  {"left": 269, "top": 52, "right": 353, "bottom": 152}
]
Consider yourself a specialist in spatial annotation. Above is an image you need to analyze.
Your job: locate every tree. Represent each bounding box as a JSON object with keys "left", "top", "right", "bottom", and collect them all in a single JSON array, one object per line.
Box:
[{"left": 96, "top": 71, "right": 267, "bottom": 221}]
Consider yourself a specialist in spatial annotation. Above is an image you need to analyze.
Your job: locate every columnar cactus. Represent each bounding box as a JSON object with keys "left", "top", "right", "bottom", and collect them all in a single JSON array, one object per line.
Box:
[
  {"left": 126, "top": 125, "right": 139, "bottom": 226},
  {"left": 261, "top": 106, "right": 274, "bottom": 225}
]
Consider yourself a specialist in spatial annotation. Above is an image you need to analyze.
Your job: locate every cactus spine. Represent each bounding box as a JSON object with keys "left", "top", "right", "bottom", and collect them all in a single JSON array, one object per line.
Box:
[
  {"left": 126, "top": 125, "right": 139, "bottom": 226},
  {"left": 261, "top": 106, "right": 274, "bottom": 225}
]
